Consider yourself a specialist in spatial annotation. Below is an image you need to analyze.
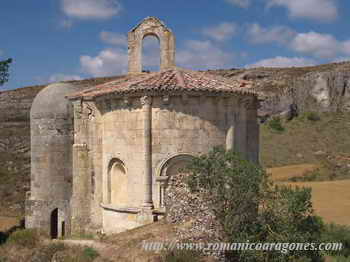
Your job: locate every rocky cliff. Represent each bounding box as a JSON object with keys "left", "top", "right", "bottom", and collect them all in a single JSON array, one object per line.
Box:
[{"left": 210, "top": 61, "right": 350, "bottom": 118}]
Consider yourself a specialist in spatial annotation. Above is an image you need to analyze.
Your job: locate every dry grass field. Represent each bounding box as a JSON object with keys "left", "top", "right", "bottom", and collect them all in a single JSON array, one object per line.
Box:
[
  {"left": 267, "top": 164, "right": 319, "bottom": 181},
  {"left": 270, "top": 164, "right": 350, "bottom": 226},
  {"left": 279, "top": 180, "right": 350, "bottom": 226}
]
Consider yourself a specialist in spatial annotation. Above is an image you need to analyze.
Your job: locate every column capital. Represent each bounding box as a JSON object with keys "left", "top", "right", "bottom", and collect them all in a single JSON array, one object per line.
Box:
[
  {"left": 240, "top": 96, "right": 257, "bottom": 110},
  {"left": 140, "top": 96, "right": 152, "bottom": 106}
]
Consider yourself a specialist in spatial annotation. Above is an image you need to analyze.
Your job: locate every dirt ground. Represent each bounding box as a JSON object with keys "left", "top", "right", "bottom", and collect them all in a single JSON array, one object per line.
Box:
[{"left": 0, "top": 216, "right": 20, "bottom": 232}]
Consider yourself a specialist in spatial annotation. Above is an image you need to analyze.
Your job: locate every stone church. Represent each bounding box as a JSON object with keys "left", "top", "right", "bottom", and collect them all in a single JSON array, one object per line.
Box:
[{"left": 25, "top": 17, "right": 260, "bottom": 238}]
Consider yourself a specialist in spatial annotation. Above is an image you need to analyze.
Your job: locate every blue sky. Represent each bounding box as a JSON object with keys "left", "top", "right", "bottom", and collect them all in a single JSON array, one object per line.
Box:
[{"left": 1, "top": 0, "right": 350, "bottom": 90}]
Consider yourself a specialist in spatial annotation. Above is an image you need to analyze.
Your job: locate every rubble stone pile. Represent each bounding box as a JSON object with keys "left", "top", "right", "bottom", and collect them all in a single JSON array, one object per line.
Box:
[{"left": 164, "top": 172, "right": 223, "bottom": 243}]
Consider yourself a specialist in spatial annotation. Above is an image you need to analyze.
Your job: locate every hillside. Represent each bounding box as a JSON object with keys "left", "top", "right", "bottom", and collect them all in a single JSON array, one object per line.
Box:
[
  {"left": 0, "top": 62, "right": 349, "bottom": 216},
  {"left": 0, "top": 76, "right": 124, "bottom": 216}
]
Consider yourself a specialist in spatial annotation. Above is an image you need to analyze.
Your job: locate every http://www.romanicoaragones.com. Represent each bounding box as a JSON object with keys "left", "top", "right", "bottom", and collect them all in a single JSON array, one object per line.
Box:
[{"left": 142, "top": 240, "right": 343, "bottom": 254}]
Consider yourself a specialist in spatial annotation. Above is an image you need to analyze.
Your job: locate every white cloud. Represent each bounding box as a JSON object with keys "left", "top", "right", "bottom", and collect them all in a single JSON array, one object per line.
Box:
[
  {"left": 290, "top": 32, "right": 341, "bottom": 59},
  {"left": 225, "top": 0, "right": 250, "bottom": 8},
  {"left": 80, "top": 36, "right": 161, "bottom": 77},
  {"left": 100, "top": 31, "right": 127, "bottom": 46},
  {"left": 177, "top": 40, "right": 234, "bottom": 69},
  {"left": 247, "top": 24, "right": 296, "bottom": 44},
  {"left": 246, "top": 23, "right": 350, "bottom": 60},
  {"left": 342, "top": 41, "right": 350, "bottom": 55},
  {"left": 80, "top": 48, "right": 128, "bottom": 77},
  {"left": 49, "top": 74, "right": 82, "bottom": 82},
  {"left": 202, "top": 22, "right": 237, "bottom": 42},
  {"left": 62, "top": 0, "right": 121, "bottom": 19},
  {"left": 267, "top": 0, "right": 338, "bottom": 21},
  {"left": 247, "top": 56, "right": 316, "bottom": 68}
]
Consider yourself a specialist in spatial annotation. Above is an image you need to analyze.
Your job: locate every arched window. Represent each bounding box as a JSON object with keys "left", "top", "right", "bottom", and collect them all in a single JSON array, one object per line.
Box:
[
  {"left": 156, "top": 154, "right": 195, "bottom": 209},
  {"left": 142, "top": 34, "right": 160, "bottom": 72},
  {"left": 107, "top": 159, "right": 128, "bottom": 206},
  {"left": 128, "top": 17, "right": 175, "bottom": 73}
]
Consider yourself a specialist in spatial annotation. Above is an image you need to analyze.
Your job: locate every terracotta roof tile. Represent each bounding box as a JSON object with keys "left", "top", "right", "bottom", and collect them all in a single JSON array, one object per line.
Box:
[{"left": 67, "top": 68, "right": 260, "bottom": 100}]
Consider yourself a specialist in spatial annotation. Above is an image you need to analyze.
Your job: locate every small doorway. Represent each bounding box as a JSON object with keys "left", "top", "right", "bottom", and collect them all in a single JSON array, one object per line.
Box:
[{"left": 50, "top": 208, "right": 65, "bottom": 239}]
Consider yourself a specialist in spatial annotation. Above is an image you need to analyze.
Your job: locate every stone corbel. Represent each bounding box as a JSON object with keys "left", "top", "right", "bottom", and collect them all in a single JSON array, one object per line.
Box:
[
  {"left": 124, "top": 97, "right": 131, "bottom": 106},
  {"left": 162, "top": 95, "right": 170, "bottom": 105},
  {"left": 181, "top": 93, "right": 188, "bottom": 104}
]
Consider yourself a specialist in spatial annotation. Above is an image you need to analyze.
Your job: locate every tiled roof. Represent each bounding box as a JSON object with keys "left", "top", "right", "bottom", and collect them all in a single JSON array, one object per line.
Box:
[{"left": 66, "top": 67, "right": 260, "bottom": 100}]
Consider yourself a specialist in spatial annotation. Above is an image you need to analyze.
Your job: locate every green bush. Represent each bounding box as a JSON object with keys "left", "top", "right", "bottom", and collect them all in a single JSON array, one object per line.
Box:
[
  {"left": 268, "top": 116, "right": 285, "bottom": 132},
  {"left": 306, "top": 112, "right": 321, "bottom": 121},
  {"left": 321, "top": 223, "right": 350, "bottom": 258},
  {"left": 82, "top": 247, "right": 99, "bottom": 261},
  {"left": 288, "top": 169, "right": 322, "bottom": 182},
  {"left": 185, "top": 146, "right": 324, "bottom": 262},
  {"left": 333, "top": 256, "right": 350, "bottom": 262},
  {"left": 7, "top": 229, "right": 40, "bottom": 248}
]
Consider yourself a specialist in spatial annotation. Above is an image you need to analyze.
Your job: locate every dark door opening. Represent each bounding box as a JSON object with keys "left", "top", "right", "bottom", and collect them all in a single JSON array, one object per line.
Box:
[
  {"left": 50, "top": 208, "right": 58, "bottom": 239},
  {"left": 62, "top": 221, "right": 65, "bottom": 238}
]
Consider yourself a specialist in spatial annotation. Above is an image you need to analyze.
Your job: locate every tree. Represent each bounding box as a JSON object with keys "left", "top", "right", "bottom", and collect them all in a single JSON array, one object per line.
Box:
[
  {"left": 185, "top": 146, "right": 324, "bottom": 262},
  {"left": 0, "top": 58, "right": 12, "bottom": 86}
]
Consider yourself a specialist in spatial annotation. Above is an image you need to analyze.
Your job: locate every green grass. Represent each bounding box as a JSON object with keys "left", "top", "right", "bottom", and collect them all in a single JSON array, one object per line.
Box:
[
  {"left": 260, "top": 112, "right": 350, "bottom": 169},
  {"left": 82, "top": 247, "right": 100, "bottom": 261},
  {"left": 268, "top": 116, "right": 285, "bottom": 132},
  {"left": 161, "top": 249, "right": 203, "bottom": 262},
  {"left": 70, "top": 233, "right": 96, "bottom": 240},
  {"left": 7, "top": 229, "right": 40, "bottom": 248}
]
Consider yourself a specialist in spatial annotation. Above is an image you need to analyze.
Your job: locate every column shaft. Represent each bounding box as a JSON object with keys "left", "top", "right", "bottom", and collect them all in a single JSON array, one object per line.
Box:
[
  {"left": 141, "top": 96, "right": 153, "bottom": 208},
  {"left": 234, "top": 96, "right": 259, "bottom": 164}
]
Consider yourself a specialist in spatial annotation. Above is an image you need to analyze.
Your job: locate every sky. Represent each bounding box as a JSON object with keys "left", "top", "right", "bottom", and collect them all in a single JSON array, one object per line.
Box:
[{"left": 1, "top": 0, "right": 350, "bottom": 90}]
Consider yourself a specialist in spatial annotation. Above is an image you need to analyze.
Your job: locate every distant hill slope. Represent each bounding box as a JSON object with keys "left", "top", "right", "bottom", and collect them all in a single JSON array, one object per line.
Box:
[{"left": 0, "top": 62, "right": 349, "bottom": 216}]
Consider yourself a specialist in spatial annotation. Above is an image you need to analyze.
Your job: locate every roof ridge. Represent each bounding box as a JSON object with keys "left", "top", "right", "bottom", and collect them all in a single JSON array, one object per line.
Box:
[
  {"left": 67, "top": 67, "right": 262, "bottom": 100},
  {"left": 126, "top": 72, "right": 159, "bottom": 88},
  {"left": 200, "top": 70, "right": 252, "bottom": 87},
  {"left": 174, "top": 69, "right": 186, "bottom": 88}
]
